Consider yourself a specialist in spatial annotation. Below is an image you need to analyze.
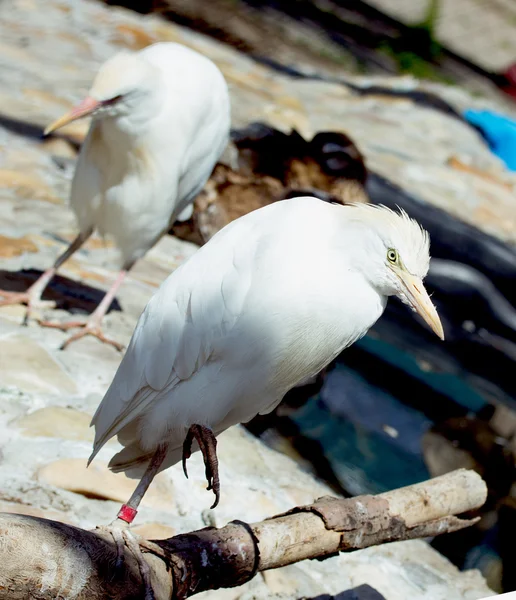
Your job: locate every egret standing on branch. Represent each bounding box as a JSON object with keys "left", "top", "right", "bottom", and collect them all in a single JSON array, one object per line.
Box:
[
  {"left": 0, "top": 42, "right": 231, "bottom": 350},
  {"left": 90, "top": 197, "right": 444, "bottom": 522}
]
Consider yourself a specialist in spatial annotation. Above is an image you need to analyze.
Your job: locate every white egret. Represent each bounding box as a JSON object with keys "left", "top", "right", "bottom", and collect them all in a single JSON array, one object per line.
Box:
[
  {"left": 90, "top": 197, "right": 444, "bottom": 523},
  {"left": 0, "top": 42, "right": 230, "bottom": 350}
]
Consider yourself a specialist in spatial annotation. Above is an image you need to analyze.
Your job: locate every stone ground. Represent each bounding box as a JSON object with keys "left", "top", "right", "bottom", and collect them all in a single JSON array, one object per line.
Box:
[
  {"left": 0, "top": 0, "right": 508, "bottom": 597},
  {"left": 367, "top": 0, "right": 516, "bottom": 73}
]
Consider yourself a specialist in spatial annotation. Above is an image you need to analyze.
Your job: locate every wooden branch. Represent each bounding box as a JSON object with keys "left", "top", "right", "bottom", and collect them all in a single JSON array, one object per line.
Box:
[{"left": 0, "top": 469, "right": 486, "bottom": 600}]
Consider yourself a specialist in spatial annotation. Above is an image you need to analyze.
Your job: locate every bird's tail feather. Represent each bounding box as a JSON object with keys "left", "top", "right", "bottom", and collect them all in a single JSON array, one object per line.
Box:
[
  {"left": 108, "top": 443, "right": 184, "bottom": 479},
  {"left": 108, "top": 445, "right": 153, "bottom": 478},
  {"left": 89, "top": 387, "right": 155, "bottom": 465}
]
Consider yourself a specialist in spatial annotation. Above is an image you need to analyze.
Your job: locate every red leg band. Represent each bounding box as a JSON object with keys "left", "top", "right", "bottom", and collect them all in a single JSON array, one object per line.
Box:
[{"left": 117, "top": 504, "right": 138, "bottom": 524}]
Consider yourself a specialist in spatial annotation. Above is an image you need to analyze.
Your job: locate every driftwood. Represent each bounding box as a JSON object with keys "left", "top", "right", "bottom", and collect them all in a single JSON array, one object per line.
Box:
[{"left": 0, "top": 469, "right": 486, "bottom": 600}]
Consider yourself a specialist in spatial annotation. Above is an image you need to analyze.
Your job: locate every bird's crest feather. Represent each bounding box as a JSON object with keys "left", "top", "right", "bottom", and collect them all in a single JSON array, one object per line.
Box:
[{"left": 343, "top": 202, "right": 431, "bottom": 276}]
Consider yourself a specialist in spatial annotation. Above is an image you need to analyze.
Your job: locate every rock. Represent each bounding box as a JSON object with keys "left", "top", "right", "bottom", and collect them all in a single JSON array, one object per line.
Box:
[
  {"left": 128, "top": 257, "right": 175, "bottom": 288},
  {"left": 262, "top": 568, "right": 324, "bottom": 598},
  {"left": 0, "top": 168, "right": 61, "bottom": 204},
  {"left": 259, "top": 540, "right": 493, "bottom": 600},
  {"left": 56, "top": 256, "right": 110, "bottom": 284},
  {"left": 40, "top": 137, "right": 78, "bottom": 159},
  {"left": 37, "top": 458, "right": 176, "bottom": 512},
  {"left": 0, "top": 500, "right": 74, "bottom": 525},
  {"left": 489, "top": 404, "right": 516, "bottom": 439},
  {"left": 131, "top": 521, "right": 176, "bottom": 540},
  {"left": 0, "top": 234, "right": 38, "bottom": 258},
  {"left": 422, "top": 431, "right": 477, "bottom": 477},
  {"left": 113, "top": 23, "right": 159, "bottom": 51},
  {"left": 75, "top": 234, "right": 115, "bottom": 251},
  {"left": 0, "top": 335, "right": 77, "bottom": 395},
  {"left": 364, "top": 0, "right": 516, "bottom": 74},
  {"left": 15, "top": 406, "right": 93, "bottom": 442}
]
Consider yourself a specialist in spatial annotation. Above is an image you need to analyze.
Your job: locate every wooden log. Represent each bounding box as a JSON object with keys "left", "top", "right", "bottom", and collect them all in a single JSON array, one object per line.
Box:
[{"left": 0, "top": 469, "right": 487, "bottom": 600}]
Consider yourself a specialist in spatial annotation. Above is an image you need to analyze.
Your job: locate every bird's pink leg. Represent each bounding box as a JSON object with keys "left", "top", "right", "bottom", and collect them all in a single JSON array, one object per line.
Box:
[
  {"left": 39, "top": 269, "right": 128, "bottom": 351},
  {"left": 114, "top": 443, "right": 169, "bottom": 526},
  {"left": 95, "top": 444, "right": 169, "bottom": 600},
  {"left": 182, "top": 424, "right": 220, "bottom": 508},
  {"left": 0, "top": 230, "right": 92, "bottom": 324},
  {"left": 0, "top": 267, "right": 57, "bottom": 324}
]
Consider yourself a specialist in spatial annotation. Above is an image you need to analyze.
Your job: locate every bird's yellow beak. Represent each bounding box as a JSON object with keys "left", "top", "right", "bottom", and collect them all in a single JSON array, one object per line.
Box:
[
  {"left": 398, "top": 271, "right": 444, "bottom": 340},
  {"left": 44, "top": 96, "right": 101, "bottom": 136}
]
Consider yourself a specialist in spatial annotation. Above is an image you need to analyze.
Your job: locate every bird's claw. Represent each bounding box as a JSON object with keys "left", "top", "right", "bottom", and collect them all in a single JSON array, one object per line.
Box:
[
  {"left": 95, "top": 524, "right": 155, "bottom": 599},
  {"left": 120, "top": 529, "right": 155, "bottom": 600},
  {"left": 96, "top": 524, "right": 127, "bottom": 571},
  {"left": 182, "top": 424, "right": 220, "bottom": 509},
  {"left": 182, "top": 441, "right": 191, "bottom": 479},
  {"left": 38, "top": 318, "right": 125, "bottom": 351}
]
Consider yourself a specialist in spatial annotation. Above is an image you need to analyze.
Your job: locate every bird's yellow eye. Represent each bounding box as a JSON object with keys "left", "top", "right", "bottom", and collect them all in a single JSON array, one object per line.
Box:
[{"left": 387, "top": 248, "right": 398, "bottom": 263}]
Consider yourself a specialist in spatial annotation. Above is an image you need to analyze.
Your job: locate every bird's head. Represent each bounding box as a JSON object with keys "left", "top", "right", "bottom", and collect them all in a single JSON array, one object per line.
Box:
[
  {"left": 44, "top": 51, "right": 160, "bottom": 135},
  {"left": 344, "top": 203, "right": 444, "bottom": 340}
]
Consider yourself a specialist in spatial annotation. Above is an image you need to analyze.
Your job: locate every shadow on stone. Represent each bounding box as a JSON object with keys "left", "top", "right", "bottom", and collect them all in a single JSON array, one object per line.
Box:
[
  {"left": 308, "top": 583, "right": 387, "bottom": 600},
  {"left": 0, "top": 269, "right": 121, "bottom": 315},
  {"left": 0, "top": 113, "right": 46, "bottom": 141},
  {"left": 0, "top": 112, "right": 81, "bottom": 150}
]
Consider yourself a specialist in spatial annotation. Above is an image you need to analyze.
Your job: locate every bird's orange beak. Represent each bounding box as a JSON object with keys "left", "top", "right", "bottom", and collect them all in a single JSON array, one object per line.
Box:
[
  {"left": 44, "top": 96, "right": 101, "bottom": 135},
  {"left": 398, "top": 271, "right": 444, "bottom": 340}
]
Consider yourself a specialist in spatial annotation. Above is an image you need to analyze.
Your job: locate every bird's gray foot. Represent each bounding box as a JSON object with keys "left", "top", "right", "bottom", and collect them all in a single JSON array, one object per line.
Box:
[
  {"left": 182, "top": 424, "right": 220, "bottom": 508},
  {"left": 38, "top": 318, "right": 124, "bottom": 351},
  {"left": 96, "top": 523, "right": 155, "bottom": 600}
]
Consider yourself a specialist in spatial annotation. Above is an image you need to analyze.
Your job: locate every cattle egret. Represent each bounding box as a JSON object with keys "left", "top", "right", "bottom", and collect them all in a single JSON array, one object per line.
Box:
[
  {"left": 90, "top": 197, "right": 444, "bottom": 523},
  {"left": 0, "top": 42, "right": 230, "bottom": 350}
]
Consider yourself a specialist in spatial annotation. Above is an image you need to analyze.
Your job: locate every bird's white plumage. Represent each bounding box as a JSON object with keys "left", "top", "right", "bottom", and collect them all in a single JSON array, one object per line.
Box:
[
  {"left": 90, "top": 197, "right": 435, "bottom": 477},
  {"left": 71, "top": 43, "right": 230, "bottom": 267},
  {"left": 344, "top": 203, "right": 430, "bottom": 277}
]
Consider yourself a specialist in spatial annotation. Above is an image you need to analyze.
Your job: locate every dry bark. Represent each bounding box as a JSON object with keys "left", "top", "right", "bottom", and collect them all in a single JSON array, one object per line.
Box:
[{"left": 0, "top": 469, "right": 486, "bottom": 600}]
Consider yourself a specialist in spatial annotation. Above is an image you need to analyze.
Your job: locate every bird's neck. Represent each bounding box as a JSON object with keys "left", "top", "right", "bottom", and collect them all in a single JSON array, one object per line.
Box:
[{"left": 99, "top": 118, "right": 142, "bottom": 148}]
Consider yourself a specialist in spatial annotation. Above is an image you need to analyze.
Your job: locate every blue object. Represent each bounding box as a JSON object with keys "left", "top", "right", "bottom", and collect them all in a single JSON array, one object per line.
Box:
[
  {"left": 356, "top": 335, "right": 487, "bottom": 413},
  {"left": 464, "top": 109, "right": 516, "bottom": 171}
]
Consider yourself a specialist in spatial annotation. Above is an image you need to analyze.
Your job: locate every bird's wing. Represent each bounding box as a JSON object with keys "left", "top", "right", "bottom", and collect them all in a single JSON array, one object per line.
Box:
[
  {"left": 68, "top": 122, "right": 104, "bottom": 232},
  {"left": 89, "top": 216, "right": 258, "bottom": 459},
  {"left": 140, "top": 43, "right": 231, "bottom": 216}
]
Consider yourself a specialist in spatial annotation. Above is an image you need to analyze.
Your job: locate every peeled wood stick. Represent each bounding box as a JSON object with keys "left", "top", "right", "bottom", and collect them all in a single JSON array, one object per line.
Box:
[
  {"left": 253, "top": 468, "right": 486, "bottom": 571},
  {"left": 0, "top": 469, "right": 487, "bottom": 600}
]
